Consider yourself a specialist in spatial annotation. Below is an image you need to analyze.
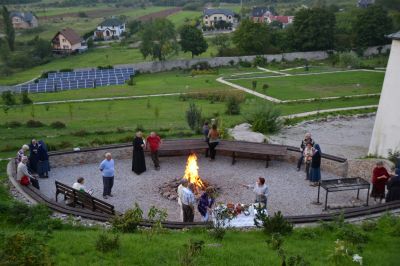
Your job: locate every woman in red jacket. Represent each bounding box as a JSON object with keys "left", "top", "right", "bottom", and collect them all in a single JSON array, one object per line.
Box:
[{"left": 371, "top": 161, "right": 391, "bottom": 202}]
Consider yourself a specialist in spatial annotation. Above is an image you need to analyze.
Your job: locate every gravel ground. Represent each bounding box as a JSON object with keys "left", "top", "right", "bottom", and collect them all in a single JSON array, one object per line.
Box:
[
  {"left": 39, "top": 155, "right": 374, "bottom": 221},
  {"left": 269, "top": 115, "right": 375, "bottom": 159}
]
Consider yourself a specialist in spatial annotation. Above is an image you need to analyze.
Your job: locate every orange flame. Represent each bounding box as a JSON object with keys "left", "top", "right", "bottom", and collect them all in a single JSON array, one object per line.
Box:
[{"left": 183, "top": 153, "right": 205, "bottom": 189}]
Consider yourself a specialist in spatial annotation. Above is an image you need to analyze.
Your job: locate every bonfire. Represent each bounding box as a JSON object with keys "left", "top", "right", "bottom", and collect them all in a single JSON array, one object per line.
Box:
[{"left": 182, "top": 153, "right": 206, "bottom": 191}]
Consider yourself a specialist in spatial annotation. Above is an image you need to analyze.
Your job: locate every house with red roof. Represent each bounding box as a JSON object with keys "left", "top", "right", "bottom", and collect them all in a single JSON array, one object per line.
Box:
[{"left": 266, "top": 15, "right": 294, "bottom": 28}]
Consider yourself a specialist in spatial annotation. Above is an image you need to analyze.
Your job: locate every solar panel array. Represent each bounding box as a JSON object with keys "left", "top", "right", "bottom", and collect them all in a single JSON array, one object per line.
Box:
[{"left": 15, "top": 68, "right": 134, "bottom": 93}]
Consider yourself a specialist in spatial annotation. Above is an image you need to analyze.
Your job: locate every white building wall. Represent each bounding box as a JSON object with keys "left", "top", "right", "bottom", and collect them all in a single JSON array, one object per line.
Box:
[{"left": 368, "top": 39, "right": 400, "bottom": 157}]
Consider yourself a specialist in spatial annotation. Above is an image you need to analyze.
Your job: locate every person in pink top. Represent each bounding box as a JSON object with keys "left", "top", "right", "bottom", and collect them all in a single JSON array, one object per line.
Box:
[{"left": 146, "top": 131, "right": 162, "bottom": 170}]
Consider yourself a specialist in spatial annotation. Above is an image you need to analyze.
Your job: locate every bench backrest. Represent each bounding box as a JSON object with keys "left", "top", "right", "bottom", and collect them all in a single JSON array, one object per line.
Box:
[{"left": 55, "top": 181, "right": 114, "bottom": 215}]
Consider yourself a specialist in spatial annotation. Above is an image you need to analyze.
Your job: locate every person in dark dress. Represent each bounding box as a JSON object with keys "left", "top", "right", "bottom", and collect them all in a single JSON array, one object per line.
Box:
[
  {"left": 37, "top": 140, "right": 50, "bottom": 178},
  {"left": 197, "top": 186, "right": 215, "bottom": 222},
  {"left": 310, "top": 144, "right": 322, "bottom": 186},
  {"left": 386, "top": 168, "right": 400, "bottom": 202},
  {"left": 28, "top": 139, "right": 39, "bottom": 173},
  {"left": 371, "top": 161, "right": 391, "bottom": 202},
  {"left": 132, "top": 131, "right": 146, "bottom": 175}
]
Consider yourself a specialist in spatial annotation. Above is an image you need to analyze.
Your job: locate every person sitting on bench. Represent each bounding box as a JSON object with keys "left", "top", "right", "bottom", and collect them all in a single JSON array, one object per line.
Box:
[
  {"left": 17, "top": 156, "right": 40, "bottom": 190},
  {"left": 72, "top": 177, "right": 94, "bottom": 195}
]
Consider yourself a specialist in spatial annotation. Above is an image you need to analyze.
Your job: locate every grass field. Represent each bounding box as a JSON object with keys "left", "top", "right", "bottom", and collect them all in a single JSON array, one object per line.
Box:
[
  {"left": 230, "top": 71, "right": 385, "bottom": 100},
  {"left": 167, "top": 10, "right": 202, "bottom": 28}
]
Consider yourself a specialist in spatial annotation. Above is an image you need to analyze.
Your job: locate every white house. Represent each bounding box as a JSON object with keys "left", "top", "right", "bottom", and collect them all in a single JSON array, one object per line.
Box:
[
  {"left": 94, "top": 18, "right": 126, "bottom": 40},
  {"left": 203, "top": 9, "right": 235, "bottom": 27}
]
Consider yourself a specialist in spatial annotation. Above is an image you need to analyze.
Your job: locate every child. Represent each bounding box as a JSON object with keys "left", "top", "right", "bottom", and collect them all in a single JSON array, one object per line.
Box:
[{"left": 303, "top": 142, "right": 314, "bottom": 180}]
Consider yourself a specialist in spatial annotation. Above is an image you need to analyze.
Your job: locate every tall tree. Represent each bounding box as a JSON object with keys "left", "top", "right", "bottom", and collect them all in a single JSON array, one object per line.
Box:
[
  {"left": 291, "top": 7, "right": 336, "bottom": 51},
  {"left": 179, "top": 25, "right": 208, "bottom": 58},
  {"left": 2, "top": 6, "right": 15, "bottom": 51},
  {"left": 139, "top": 18, "right": 178, "bottom": 61},
  {"left": 232, "top": 19, "right": 271, "bottom": 55},
  {"left": 353, "top": 5, "right": 393, "bottom": 47}
]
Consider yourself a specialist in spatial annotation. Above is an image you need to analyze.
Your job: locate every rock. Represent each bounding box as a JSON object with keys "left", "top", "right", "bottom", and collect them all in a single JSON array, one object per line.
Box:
[{"left": 229, "top": 123, "right": 266, "bottom": 143}]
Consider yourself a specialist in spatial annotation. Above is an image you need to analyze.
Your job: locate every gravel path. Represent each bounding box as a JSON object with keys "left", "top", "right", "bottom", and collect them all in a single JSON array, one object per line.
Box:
[
  {"left": 270, "top": 115, "right": 375, "bottom": 159},
  {"left": 40, "top": 155, "right": 373, "bottom": 221}
]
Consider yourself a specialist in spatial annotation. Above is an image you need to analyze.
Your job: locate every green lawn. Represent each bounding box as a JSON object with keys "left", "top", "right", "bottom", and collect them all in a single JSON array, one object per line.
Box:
[
  {"left": 167, "top": 10, "right": 202, "bottom": 28},
  {"left": 230, "top": 71, "right": 384, "bottom": 100}
]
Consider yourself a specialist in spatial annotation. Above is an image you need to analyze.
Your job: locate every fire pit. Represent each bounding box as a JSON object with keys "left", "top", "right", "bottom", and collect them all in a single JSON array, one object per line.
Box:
[{"left": 159, "top": 153, "right": 219, "bottom": 200}]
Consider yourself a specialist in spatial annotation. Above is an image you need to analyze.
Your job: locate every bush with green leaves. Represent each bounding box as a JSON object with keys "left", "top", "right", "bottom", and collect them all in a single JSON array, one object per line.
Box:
[
  {"left": 112, "top": 203, "right": 143, "bottom": 233},
  {"left": 50, "top": 121, "right": 66, "bottom": 129},
  {"left": 0, "top": 201, "right": 62, "bottom": 231},
  {"left": 252, "top": 55, "right": 268, "bottom": 67},
  {"left": 185, "top": 102, "right": 202, "bottom": 132},
  {"left": 1, "top": 90, "right": 16, "bottom": 106},
  {"left": 225, "top": 96, "right": 241, "bottom": 115},
  {"left": 245, "top": 103, "right": 283, "bottom": 134},
  {"left": 178, "top": 239, "right": 204, "bottom": 266},
  {"left": 251, "top": 80, "right": 257, "bottom": 90},
  {"left": 238, "top": 60, "right": 252, "bottom": 67},
  {"left": 255, "top": 210, "right": 293, "bottom": 235},
  {"left": 266, "top": 233, "right": 284, "bottom": 250},
  {"left": 0, "top": 232, "right": 53, "bottom": 266},
  {"left": 146, "top": 206, "right": 168, "bottom": 238},
  {"left": 338, "top": 52, "right": 361, "bottom": 69},
  {"left": 20, "top": 91, "right": 32, "bottom": 104},
  {"left": 95, "top": 232, "right": 120, "bottom": 253},
  {"left": 26, "top": 120, "right": 44, "bottom": 128},
  {"left": 336, "top": 225, "right": 369, "bottom": 249}
]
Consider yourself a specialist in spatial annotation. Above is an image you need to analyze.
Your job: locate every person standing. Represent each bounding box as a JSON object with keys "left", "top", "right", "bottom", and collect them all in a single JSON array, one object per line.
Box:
[
  {"left": 303, "top": 142, "right": 314, "bottom": 180},
  {"left": 371, "top": 161, "right": 391, "bottom": 202},
  {"left": 243, "top": 177, "right": 269, "bottom": 208},
  {"left": 29, "top": 139, "right": 39, "bottom": 173},
  {"left": 208, "top": 124, "right": 220, "bottom": 161},
  {"left": 37, "top": 140, "right": 50, "bottom": 178},
  {"left": 386, "top": 168, "right": 400, "bottom": 202},
  {"left": 198, "top": 186, "right": 215, "bottom": 222},
  {"left": 132, "top": 131, "right": 146, "bottom": 175},
  {"left": 146, "top": 132, "right": 162, "bottom": 171},
  {"left": 181, "top": 183, "right": 196, "bottom": 222},
  {"left": 100, "top": 153, "right": 115, "bottom": 199},
  {"left": 297, "top": 133, "right": 314, "bottom": 171},
  {"left": 17, "top": 156, "right": 40, "bottom": 190},
  {"left": 16, "top": 144, "right": 29, "bottom": 164},
  {"left": 202, "top": 122, "right": 210, "bottom": 157},
  {"left": 310, "top": 144, "right": 322, "bottom": 186},
  {"left": 177, "top": 179, "right": 189, "bottom": 221}
]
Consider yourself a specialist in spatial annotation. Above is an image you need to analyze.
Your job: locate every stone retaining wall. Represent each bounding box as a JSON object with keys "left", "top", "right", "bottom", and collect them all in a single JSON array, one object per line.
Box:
[{"left": 346, "top": 159, "right": 395, "bottom": 181}]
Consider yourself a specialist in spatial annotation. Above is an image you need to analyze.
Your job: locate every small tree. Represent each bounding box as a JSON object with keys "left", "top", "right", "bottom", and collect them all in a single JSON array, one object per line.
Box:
[
  {"left": 1, "top": 90, "right": 16, "bottom": 106},
  {"left": 21, "top": 91, "right": 33, "bottom": 105},
  {"left": 186, "top": 102, "right": 202, "bottom": 132},
  {"left": 2, "top": 6, "right": 15, "bottom": 51},
  {"left": 225, "top": 96, "right": 241, "bottom": 115},
  {"left": 179, "top": 25, "right": 208, "bottom": 58},
  {"left": 245, "top": 103, "right": 283, "bottom": 134},
  {"left": 252, "top": 80, "right": 257, "bottom": 90},
  {"left": 262, "top": 84, "right": 269, "bottom": 94}
]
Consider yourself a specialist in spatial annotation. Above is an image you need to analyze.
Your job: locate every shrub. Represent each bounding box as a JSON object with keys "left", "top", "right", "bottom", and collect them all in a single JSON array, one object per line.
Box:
[
  {"left": 95, "top": 232, "right": 120, "bottom": 253},
  {"left": 336, "top": 225, "right": 369, "bottom": 247},
  {"left": 20, "top": 91, "right": 33, "bottom": 105},
  {"left": 338, "top": 52, "right": 361, "bottom": 69},
  {"left": 112, "top": 203, "right": 143, "bottom": 233},
  {"left": 266, "top": 233, "right": 284, "bottom": 250},
  {"left": 252, "top": 80, "right": 257, "bottom": 90},
  {"left": 0, "top": 232, "right": 53, "bottom": 266},
  {"left": 186, "top": 102, "right": 202, "bottom": 132},
  {"left": 238, "top": 60, "right": 252, "bottom": 67},
  {"left": 126, "top": 76, "right": 136, "bottom": 86},
  {"left": 178, "top": 239, "right": 204, "bottom": 266},
  {"left": 253, "top": 55, "right": 267, "bottom": 67},
  {"left": 146, "top": 206, "right": 168, "bottom": 238},
  {"left": 26, "top": 120, "right": 44, "bottom": 128},
  {"left": 225, "top": 96, "right": 241, "bottom": 115},
  {"left": 255, "top": 210, "right": 293, "bottom": 235},
  {"left": 1, "top": 91, "right": 16, "bottom": 106},
  {"left": 78, "top": 11, "right": 88, "bottom": 17},
  {"left": 97, "top": 65, "right": 113, "bottom": 70},
  {"left": 361, "top": 220, "right": 377, "bottom": 232},
  {"left": 245, "top": 104, "right": 283, "bottom": 134},
  {"left": 135, "top": 124, "right": 145, "bottom": 132},
  {"left": 50, "top": 121, "right": 66, "bottom": 129},
  {"left": 190, "top": 69, "right": 218, "bottom": 76},
  {"left": 191, "top": 61, "right": 211, "bottom": 70},
  {"left": 262, "top": 83, "right": 269, "bottom": 93},
  {"left": 5, "top": 121, "right": 21, "bottom": 128}
]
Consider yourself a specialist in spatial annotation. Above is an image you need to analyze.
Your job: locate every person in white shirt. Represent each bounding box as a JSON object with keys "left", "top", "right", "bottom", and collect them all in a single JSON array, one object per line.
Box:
[
  {"left": 243, "top": 177, "right": 269, "bottom": 208},
  {"left": 17, "top": 156, "right": 40, "bottom": 189},
  {"left": 72, "top": 177, "right": 93, "bottom": 195},
  {"left": 181, "top": 183, "right": 196, "bottom": 222},
  {"left": 177, "top": 179, "right": 189, "bottom": 221}
]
